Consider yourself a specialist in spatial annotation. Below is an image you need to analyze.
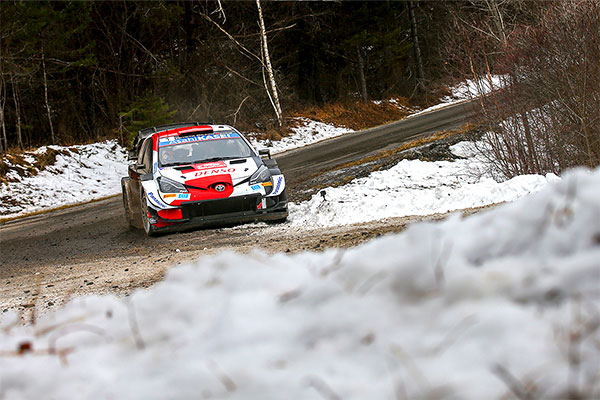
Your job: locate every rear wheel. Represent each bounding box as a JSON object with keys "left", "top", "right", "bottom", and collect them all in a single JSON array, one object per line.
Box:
[{"left": 140, "top": 192, "right": 157, "bottom": 236}]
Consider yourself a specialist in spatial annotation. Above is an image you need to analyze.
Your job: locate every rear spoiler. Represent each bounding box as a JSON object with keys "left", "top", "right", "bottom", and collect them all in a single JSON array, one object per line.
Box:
[{"left": 138, "top": 122, "right": 208, "bottom": 136}]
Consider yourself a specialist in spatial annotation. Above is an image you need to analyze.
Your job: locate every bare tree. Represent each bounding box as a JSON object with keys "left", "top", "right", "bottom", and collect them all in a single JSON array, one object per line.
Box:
[
  {"left": 10, "top": 74, "right": 23, "bottom": 150},
  {"left": 256, "top": 0, "right": 283, "bottom": 128},
  {"left": 475, "top": 0, "right": 600, "bottom": 177},
  {"left": 0, "top": 74, "right": 7, "bottom": 153},
  {"left": 41, "top": 46, "right": 56, "bottom": 144},
  {"left": 356, "top": 45, "right": 368, "bottom": 102},
  {"left": 409, "top": 1, "right": 425, "bottom": 92}
]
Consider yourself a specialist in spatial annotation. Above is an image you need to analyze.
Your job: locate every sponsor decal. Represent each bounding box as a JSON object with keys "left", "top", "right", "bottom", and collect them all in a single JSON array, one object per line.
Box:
[
  {"left": 164, "top": 193, "right": 190, "bottom": 200},
  {"left": 193, "top": 168, "right": 235, "bottom": 177},
  {"left": 197, "top": 161, "right": 227, "bottom": 170},
  {"left": 251, "top": 184, "right": 261, "bottom": 191},
  {"left": 153, "top": 162, "right": 158, "bottom": 174},
  {"left": 148, "top": 191, "right": 168, "bottom": 208},
  {"left": 159, "top": 133, "right": 239, "bottom": 147},
  {"left": 273, "top": 176, "right": 283, "bottom": 195}
]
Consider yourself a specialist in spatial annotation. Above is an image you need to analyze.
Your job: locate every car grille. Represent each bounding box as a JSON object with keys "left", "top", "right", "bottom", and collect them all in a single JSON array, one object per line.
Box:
[{"left": 180, "top": 195, "right": 259, "bottom": 219}]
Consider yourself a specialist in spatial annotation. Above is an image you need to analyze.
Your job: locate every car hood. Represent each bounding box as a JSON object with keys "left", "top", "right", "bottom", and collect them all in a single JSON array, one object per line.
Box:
[{"left": 157, "top": 157, "right": 260, "bottom": 186}]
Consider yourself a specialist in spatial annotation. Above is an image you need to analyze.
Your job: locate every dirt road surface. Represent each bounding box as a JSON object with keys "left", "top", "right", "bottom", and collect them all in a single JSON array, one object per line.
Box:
[{"left": 0, "top": 100, "right": 478, "bottom": 320}]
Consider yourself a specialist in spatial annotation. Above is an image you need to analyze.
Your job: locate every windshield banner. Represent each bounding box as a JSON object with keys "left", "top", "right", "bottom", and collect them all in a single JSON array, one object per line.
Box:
[{"left": 159, "top": 133, "right": 239, "bottom": 147}]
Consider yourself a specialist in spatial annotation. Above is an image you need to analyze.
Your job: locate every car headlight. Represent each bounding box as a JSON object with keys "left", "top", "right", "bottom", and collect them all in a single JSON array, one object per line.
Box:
[
  {"left": 249, "top": 165, "right": 271, "bottom": 185},
  {"left": 158, "top": 177, "right": 188, "bottom": 193}
]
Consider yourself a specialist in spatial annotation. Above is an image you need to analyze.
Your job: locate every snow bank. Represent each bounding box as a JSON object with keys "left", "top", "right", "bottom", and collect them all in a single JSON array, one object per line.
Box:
[
  {"left": 1, "top": 168, "right": 599, "bottom": 399},
  {"left": 249, "top": 118, "right": 354, "bottom": 155},
  {"left": 444, "top": 75, "right": 506, "bottom": 102},
  {"left": 410, "top": 75, "right": 507, "bottom": 116},
  {"left": 0, "top": 141, "right": 127, "bottom": 218},
  {"left": 289, "top": 141, "right": 559, "bottom": 228}
]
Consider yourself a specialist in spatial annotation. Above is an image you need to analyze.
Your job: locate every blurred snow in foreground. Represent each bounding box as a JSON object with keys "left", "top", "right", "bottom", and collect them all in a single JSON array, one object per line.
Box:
[{"left": 1, "top": 167, "right": 599, "bottom": 399}]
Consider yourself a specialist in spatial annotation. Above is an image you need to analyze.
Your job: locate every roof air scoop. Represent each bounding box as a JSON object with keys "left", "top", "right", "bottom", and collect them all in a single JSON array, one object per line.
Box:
[{"left": 178, "top": 126, "right": 213, "bottom": 136}]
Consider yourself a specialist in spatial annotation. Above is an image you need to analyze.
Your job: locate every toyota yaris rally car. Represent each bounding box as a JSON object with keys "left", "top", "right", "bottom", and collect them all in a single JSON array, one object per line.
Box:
[{"left": 121, "top": 123, "right": 287, "bottom": 235}]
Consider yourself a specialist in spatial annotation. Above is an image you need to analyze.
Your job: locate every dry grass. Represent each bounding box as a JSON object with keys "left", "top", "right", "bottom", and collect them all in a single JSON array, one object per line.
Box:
[
  {"left": 292, "top": 98, "right": 416, "bottom": 131},
  {"left": 0, "top": 148, "right": 69, "bottom": 185},
  {"left": 246, "top": 98, "right": 421, "bottom": 142}
]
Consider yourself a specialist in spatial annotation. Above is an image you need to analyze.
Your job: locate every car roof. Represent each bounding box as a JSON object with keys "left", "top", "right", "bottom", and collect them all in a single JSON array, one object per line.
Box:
[
  {"left": 156, "top": 124, "right": 235, "bottom": 139},
  {"left": 132, "top": 123, "right": 237, "bottom": 150}
]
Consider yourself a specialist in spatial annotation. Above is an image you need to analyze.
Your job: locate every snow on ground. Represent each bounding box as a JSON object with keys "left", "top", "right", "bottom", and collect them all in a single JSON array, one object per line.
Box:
[
  {"left": 248, "top": 117, "right": 354, "bottom": 155},
  {"left": 288, "top": 140, "right": 559, "bottom": 228},
  {"left": 443, "top": 75, "right": 506, "bottom": 102},
  {"left": 2, "top": 167, "right": 599, "bottom": 400},
  {"left": 411, "top": 75, "right": 507, "bottom": 116},
  {"left": 0, "top": 141, "right": 127, "bottom": 219}
]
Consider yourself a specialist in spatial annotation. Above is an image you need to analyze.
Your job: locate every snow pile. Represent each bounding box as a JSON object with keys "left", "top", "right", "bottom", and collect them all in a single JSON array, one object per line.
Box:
[
  {"left": 1, "top": 168, "right": 599, "bottom": 399},
  {"left": 408, "top": 75, "right": 507, "bottom": 117},
  {"left": 289, "top": 141, "right": 559, "bottom": 228},
  {"left": 249, "top": 118, "right": 354, "bottom": 155},
  {"left": 0, "top": 141, "right": 127, "bottom": 218},
  {"left": 443, "top": 75, "right": 506, "bottom": 102}
]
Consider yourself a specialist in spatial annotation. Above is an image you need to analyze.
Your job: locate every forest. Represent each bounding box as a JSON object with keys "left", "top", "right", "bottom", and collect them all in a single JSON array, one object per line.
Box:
[{"left": 0, "top": 0, "right": 598, "bottom": 176}]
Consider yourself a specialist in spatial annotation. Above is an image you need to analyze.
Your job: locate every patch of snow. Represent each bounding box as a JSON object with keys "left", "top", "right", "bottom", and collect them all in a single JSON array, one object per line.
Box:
[
  {"left": 445, "top": 75, "right": 506, "bottom": 101},
  {"left": 0, "top": 141, "right": 127, "bottom": 218},
  {"left": 248, "top": 118, "right": 354, "bottom": 155},
  {"left": 411, "top": 75, "right": 507, "bottom": 117},
  {"left": 1, "top": 167, "right": 598, "bottom": 399},
  {"left": 288, "top": 140, "right": 559, "bottom": 228}
]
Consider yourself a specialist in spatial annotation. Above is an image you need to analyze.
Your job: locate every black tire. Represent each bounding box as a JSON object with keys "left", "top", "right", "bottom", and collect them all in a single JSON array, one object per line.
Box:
[
  {"left": 140, "top": 192, "right": 157, "bottom": 236},
  {"left": 122, "top": 186, "right": 134, "bottom": 229},
  {"left": 270, "top": 216, "right": 288, "bottom": 224}
]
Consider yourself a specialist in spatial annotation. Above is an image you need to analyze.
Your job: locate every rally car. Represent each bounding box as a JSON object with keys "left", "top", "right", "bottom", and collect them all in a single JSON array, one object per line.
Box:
[{"left": 121, "top": 122, "right": 287, "bottom": 236}]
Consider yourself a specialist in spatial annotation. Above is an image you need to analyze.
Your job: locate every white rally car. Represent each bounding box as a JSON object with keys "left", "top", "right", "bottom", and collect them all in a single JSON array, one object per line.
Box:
[{"left": 121, "top": 123, "right": 287, "bottom": 235}]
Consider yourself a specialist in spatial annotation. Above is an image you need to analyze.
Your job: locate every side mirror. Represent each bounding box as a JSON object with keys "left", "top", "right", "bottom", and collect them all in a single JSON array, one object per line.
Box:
[
  {"left": 259, "top": 149, "right": 271, "bottom": 159},
  {"left": 140, "top": 173, "right": 153, "bottom": 181}
]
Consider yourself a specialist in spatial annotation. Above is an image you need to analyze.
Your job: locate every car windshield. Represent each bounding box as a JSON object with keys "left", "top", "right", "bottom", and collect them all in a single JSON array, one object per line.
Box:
[{"left": 158, "top": 131, "right": 254, "bottom": 167}]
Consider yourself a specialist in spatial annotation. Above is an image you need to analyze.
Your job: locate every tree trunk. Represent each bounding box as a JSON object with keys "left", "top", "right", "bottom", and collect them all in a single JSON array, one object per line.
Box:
[
  {"left": 409, "top": 1, "right": 425, "bottom": 92},
  {"left": 0, "top": 75, "right": 7, "bottom": 153},
  {"left": 356, "top": 45, "right": 368, "bottom": 103},
  {"left": 256, "top": 0, "right": 283, "bottom": 128},
  {"left": 41, "top": 46, "right": 56, "bottom": 144},
  {"left": 10, "top": 75, "right": 23, "bottom": 150}
]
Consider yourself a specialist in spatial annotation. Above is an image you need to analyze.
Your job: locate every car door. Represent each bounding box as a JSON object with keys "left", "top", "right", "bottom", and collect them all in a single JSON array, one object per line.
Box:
[{"left": 129, "top": 138, "right": 153, "bottom": 211}]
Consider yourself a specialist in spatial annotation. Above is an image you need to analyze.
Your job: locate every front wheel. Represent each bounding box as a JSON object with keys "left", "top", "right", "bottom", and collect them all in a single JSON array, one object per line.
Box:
[{"left": 140, "top": 192, "right": 157, "bottom": 236}]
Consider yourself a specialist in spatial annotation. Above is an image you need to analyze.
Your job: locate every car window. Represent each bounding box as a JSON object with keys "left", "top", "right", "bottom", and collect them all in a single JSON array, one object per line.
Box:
[
  {"left": 137, "top": 142, "right": 146, "bottom": 166},
  {"left": 138, "top": 138, "right": 152, "bottom": 171},
  {"left": 158, "top": 132, "right": 254, "bottom": 166}
]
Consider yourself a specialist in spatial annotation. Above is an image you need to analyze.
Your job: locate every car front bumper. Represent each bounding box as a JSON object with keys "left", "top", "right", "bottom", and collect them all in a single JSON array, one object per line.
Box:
[{"left": 149, "top": 194, "right": 288, "bottom": 233}]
